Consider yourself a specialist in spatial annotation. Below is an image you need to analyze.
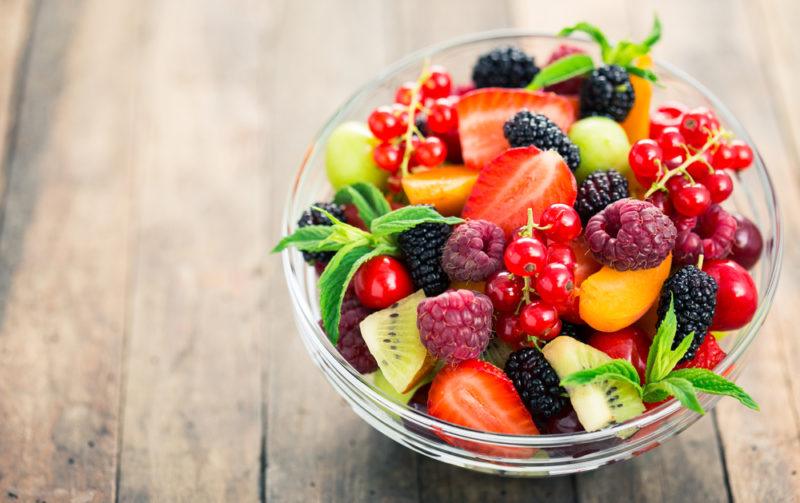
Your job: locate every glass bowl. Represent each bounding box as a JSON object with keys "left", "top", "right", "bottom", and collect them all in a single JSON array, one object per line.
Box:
[{"left": 279, "top": 31, "right": 782, "bottom": 476}]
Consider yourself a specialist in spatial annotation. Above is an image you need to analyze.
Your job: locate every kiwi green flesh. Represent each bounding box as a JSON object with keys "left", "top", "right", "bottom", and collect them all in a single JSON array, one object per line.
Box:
[{"left": 542, "top": 336, "right": 646, "bottom": 432}]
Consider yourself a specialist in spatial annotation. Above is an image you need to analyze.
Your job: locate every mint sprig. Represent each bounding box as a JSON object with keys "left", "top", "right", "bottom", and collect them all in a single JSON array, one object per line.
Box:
[
  {"left": 274, "top": 182, "right": 463, "bottom": 343},
  {"left": 560, "top": 359, "right": 643, "bottom": 395},
  {"left": 527, "top": 54, "right": 595, "bottom": 91}
]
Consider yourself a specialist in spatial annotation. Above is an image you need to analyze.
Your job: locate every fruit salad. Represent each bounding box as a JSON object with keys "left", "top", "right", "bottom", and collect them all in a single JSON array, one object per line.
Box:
[{"left": 274, "top": 18, "right": 763, "bottom": 448}]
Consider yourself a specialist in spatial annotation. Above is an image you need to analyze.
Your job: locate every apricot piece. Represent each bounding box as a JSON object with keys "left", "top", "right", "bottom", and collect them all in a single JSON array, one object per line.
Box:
[
  {"left": 402, "top": 165, "right": 478, "bottom": 216},
  {"left": 621, "top": 55, "right": 653, "bottom": 144},
  {"left": 579, "top": 254, "right": 671, "bottom": 333}
]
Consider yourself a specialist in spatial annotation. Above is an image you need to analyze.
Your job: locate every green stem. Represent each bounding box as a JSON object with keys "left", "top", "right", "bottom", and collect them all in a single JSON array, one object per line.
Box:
[{"left": 399, "top": 60, "right": 431, "bottom": 178}]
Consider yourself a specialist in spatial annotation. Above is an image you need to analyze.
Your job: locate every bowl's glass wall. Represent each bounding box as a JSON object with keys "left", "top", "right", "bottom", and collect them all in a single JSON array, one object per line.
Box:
[{"left": 281, "top": 33, "right": 781, "bottom": 476}]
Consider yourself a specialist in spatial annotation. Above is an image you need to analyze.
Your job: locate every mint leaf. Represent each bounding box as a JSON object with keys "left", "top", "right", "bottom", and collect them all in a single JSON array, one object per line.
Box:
[
  {"left": 334, "top": 182, "right": 391, "bottom": 227},
  {"left": 625, "top": 65, "right": 659, "bottom": 83},
  {"left": 560, "top": 359, "right": 642, "bottom": 395},
  {"left": 558, "top": 22, "right": 612, "bottom": 62},
  {"left": 645, "top": 295, "right": 693, "bottom": 384},
  {"left": 644, "top": 377, "right": 704, "bottom": 414},
  {"left": 370, "top": 205, "right": 462, "bottom": 236},
  {"left": 606, "top": 40, "right": 651, "bottom": 68},
  {"left": 527, "top": 54, "right": 595, "bottom": 91},
  {"left": 668, "top": 368, "right": 759, "bottom": 411},
  {"left": 272, "top": 225, "right": 335, "bottom": 253},
  {"left": 642, "top": 15, "right": 662, "bottom": 49}
]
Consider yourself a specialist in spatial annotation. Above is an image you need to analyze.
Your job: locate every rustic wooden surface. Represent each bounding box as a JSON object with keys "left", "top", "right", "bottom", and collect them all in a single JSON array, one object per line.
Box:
[{"left": 0, "top": 0, "right": 796, "bottom": 501}]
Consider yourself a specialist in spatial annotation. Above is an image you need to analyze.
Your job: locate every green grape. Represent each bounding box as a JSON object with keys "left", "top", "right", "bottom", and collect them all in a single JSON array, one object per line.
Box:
[
  {"left": 325, "top": 121, "right": 388, "bottom": 190},
  {"left": 568, "top": 117, "right": 632, "bottom": 183}
]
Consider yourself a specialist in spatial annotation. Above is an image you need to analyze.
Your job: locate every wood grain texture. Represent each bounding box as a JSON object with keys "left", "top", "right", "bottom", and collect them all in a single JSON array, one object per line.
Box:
[
  {"left": 0, "top": 1, "right": 137, "bottom": 500},
  {"left": 116, "top": 1, "right": 267, "bottom": 501}
]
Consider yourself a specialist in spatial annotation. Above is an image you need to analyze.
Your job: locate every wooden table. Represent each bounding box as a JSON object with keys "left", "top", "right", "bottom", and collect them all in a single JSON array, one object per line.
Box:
[{"left": 0, "top": 0, "right": 798, "bottom": 501}]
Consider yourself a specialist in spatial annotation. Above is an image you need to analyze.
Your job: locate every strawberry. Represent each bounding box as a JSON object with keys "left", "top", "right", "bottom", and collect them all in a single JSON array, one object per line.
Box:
[
  {"left": 456, "top": 88, "right": 577, "bottom": 170},
  {"left": 462, "top": 147, "right": 578, "bottom": 237},
  {"left": 676, "top": 333, "right": 727, "bottom": 370},
  {"left": 428, "top": 359, "right": 538, "bottom": 437}
]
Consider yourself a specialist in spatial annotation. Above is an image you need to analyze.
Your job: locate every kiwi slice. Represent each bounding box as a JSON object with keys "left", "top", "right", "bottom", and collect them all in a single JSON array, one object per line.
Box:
[
  {"left": 542, "top": 336, "right": 645, "bottom": 432},
  {"left": 372, "top": 369, "right": 429, "bottom": 405},
  {"left": 360, "top": 290, "right": 436, "bottom": 394}
]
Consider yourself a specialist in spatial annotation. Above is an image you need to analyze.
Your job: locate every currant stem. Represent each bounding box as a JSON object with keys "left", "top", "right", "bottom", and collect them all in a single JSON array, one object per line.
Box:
[{"left": 399, "top": 60, "right": 431, "bottom": 178}]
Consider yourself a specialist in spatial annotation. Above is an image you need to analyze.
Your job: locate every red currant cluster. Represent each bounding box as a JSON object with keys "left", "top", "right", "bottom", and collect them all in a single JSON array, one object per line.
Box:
[
  {"left": 485, "top": 205, "right": 582, "bottom": 347},
  {"left": 630, "top": 104, "right": 754, "bottom": 219},
  {"left": 366, "top": 64, "right": 459, "bottom": 187}
]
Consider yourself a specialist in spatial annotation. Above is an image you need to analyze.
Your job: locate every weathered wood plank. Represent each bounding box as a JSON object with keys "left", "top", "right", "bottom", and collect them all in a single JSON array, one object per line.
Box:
[
  {"left": 116, "top": 1, "right": 267, "bottom": 501},
  {"left": 0, "top": 1, "right": 138, "bottom": 500}
]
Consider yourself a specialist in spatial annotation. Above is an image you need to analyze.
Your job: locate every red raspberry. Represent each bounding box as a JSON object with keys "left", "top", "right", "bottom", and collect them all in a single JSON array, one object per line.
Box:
[
  {"left": 584, "top": 199, "right": 677, "bottom": 271},
  {"left": 676, "top": 333, "right": 726, "bottom": 370},
  {"left": 544, "top": 45, "right": 586, "bottom": 95},
  {"left": 330, "top": 290, "right": 377, "bottom": 374},
  {"left": 441, "top": 220, "right": 505, "bottom": 282},
  {"left": 696, "top": 204, "right": 737, "bottom": 260},
  {"left": 416, "top": 290, "right": 493, "bottom": 362}
]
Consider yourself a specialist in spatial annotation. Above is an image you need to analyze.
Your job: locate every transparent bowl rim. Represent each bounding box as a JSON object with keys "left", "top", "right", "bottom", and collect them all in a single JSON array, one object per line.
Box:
[{"left": 280, "top": 29, "right": 783, "bottom": 447}]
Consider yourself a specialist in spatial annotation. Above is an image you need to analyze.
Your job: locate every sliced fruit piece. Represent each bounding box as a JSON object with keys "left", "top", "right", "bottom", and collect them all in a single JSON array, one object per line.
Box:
[
  {"left": 568, "top": 117, "right": 632, "bottom": 183},
  {"left": 542, "top": 336, "right": 645, "bottom": 432},
  {"left": 587, "top": 327, "right": 651, "bottom": 382},
  {"left": 428, "top": 359, "right": 538, "bottom": 436},
  {"left": 360, "top": 290, "right": 436, "bottom": 393},
  {"left": 621, "top": 55, "right": 653, "bottom": 144},
  {"left": 456, "top": 88, "right": 577, "bottom": 170},
  {"left": 462, "top": 147, "right": 577, "bottom": 237},
  {"left": 401, "top": 164, "right": 478, "bottom": 216},
  {"left": 579, "top": 254, "right": 672, "bottom": 333},
  {"left": 325, "top": 121, "right": 387, "bottom": 189},
  {"left": 373, "top": 369, "right": 429, "bottom": 405},
  {"left": 675, "top": 333, "right": 727, "bottom": 370}
]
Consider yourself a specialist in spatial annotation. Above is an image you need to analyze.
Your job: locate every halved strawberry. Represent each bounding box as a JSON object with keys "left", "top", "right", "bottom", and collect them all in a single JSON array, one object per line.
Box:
[
  {"left": 676, "top": 333, "right": 727, "bottom": 370},
  {"left": 456, "top": 88, "right": 577, "bottom": 170},
  {"left": 428, "top": 359, "right": 538, "bottom": 438},
  {"left": 462, "top": 147, "right": 577, "bottom": 237}
]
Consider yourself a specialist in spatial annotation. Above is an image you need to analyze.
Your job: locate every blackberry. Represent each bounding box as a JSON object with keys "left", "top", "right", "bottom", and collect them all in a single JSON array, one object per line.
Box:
[
  {"left": 397, "top": 221, "right": 452, "bottom": 296},
  {"left": 504, "top": 348, "right": 568, "bottom": 423},
  {"left": 656, "top": 265, "right": 718, "bottom": 362},
  {"left": 580, "top": 65, "right": 635, "bottom": 122},
  {"left": 559, "top": 321, "right": 586, "bottom": 341},
  {"left": 297, "top": 202, "right": 347, "bottom": 265},
  {"left": 503, "top": 111, "right": 581, "bottom": 171},
  {"left": 574, "top": 169, "right": 629, "bottom": 224},
  {"left": 472, "top": 46, "right": 539, "bottom": 89}
]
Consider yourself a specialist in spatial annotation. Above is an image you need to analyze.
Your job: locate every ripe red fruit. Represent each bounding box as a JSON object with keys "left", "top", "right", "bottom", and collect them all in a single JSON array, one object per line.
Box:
[
  {"left": 730, "top": 214, "right": 763, "bottom": 270},
  {"left": 679, "top": 107, "right": 717, "bottom": 148},
  {"left": 535, "top": 263, "right": 575, "bottom": 305},
  {"left": 495, "top": 313, "right": 525, "bottom": 346},
  {"left": 729, "top": 140, "right": 754, "bottom": 170},
  {"left": 703, "top": 171, "right": 734, "bottom": 203},
  {"left": 353, "top": 255, "right": 414, "bottom": 309},
  {"left": 650, "top": 101, "right": 687, "bottom": 139},
  {"left": 427, "top": 98, "right": 458, "bottom": 133},
  {"left": 666, "top": 174, "right": 690, "bottom": 196},
  {"left": 372, "top": 143, "right": 402, "bottom": 173},
  {"left": 712, "top": 142, "right": 735, "bottom": 170},
  {"left": 421, "top": 65, "right": 452, "bottom": 99},
  {"left": 673, "top": 185, "right": 712, "bottom": 217},
  {"left": 395, "top": 82, "right": 415, "bottom": 106},
  {"left": 656, "top": 126, "right": 686, "bottom": 160},
  {"left": 485, "top": 271, "right": 524, "bottom": 312},
  {"left": 504, "top": 237, "right": 548, "bottom": 277},
  {"left": 540, "top": 204, "right": 582, "bottom": 242},
  {"left": 675, "top": 333, "right": 726, "bottom": 370},
  {"left": 703, "top": 259, "right": 758, "bottom": 331},
  {"left": 685, "top": 151, "right": 713, "bottom": 181},
  {"left": 368, "top": 106, "right": 403, "bottom": 141},
  {"left": 587, "top": 327, "right": 650, "bottom": 382},
  {"left": 518, "top": 301, "right": 561, "bottom": 340},
  {"left": 629, "top": 139, "right": 663, "bottom": 185},
  {"left": 546, "top": 242, "right": 577, "bottom": 271},
  {"left": 413, "top": 136, "right": 447, "bottom": 167},
  {"left": 646, "top": 191, "right": 673, "bottom": 216}
]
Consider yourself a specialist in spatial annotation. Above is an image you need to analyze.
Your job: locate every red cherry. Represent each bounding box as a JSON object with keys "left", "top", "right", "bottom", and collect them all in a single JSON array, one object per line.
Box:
[
  {"left": 413, "top": 136, "right": 447, "bottom": 167},
  {"left": 427, "top": 99, "right": 458, "bottom": 133},
  {"left": 703, "top": 171, "right": 734, "bottom": 203},
  {"left": 504, "top": 237, "right": 547, "bottom": 277},
  {"left": 495, "top": 313, "right": 524, "bottom": 347},
  {"left": 657, "top": 126, "right": 687, "bottom": 160},
  {"left": 518, "top": 301, "right": 561, "bottom": 340},
  {"left": 353, "top": 255, "right": 414, "bottom": 309},
  {"left": 395, "top": 82, "right": 415, "bottom": 106},
  {"left": 679, "top": 107, "right": 717, "bottom": 148},
  {"left": 372, "top": 143, "right": 402, "bottom": 173},
  {"left": 535, "top": 263, "right": 575, "bottom": 305},
  {"left": 546, "top": 242, "right": 577, "bottom": 271},
  {"left": 421, "top": 65, "right": 452, "bottom": 99},
  {"left": 485, "top": 271, "right": 524, "bottom": 313},
  {"left": 367, "top": 106, "right": 403, "bottom": 141},
  {"left": 540, "top": 204, "right": 582, "bottom": 242},
  {"left": 703, "top": 259, "right": 758, "bottom": 330},
  {"left": 629, "top": 139, "right": 663, "bottom": 185},
  {"left": 712, "top": 142, "right": 735, "bottom": 170},
  {"left": 587, "top": 327, "right": 651, "bottom": 382},
  {"left": 673, "top": 184, "right": 712, "bottom": 217},
  {"left": 650, "top": 102, "right": 688, "bottom": 139},
  {"left": 729, "top": 140, "right": 754, "bottom": 170}
]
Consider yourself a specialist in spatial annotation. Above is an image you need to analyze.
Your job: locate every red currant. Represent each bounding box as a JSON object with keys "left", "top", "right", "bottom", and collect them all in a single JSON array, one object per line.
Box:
[
  {"left": 673, "top": 184, "right": 712, "bottom": 217},
  {"left": 535, "top": 263, "right": 575, "bottom": 305},
  {"left": 712, "top": 142, "right": 735, "bottom": 170},
  {"left": 703, "top": 171, "right": 734, "bottom": 203},
  {"left": 427, "top": 99, "right": 458, "bottom": 133},
  {"left": 413, "top": 136, "right": 447, "bottom": 167},
  {"left": 519, "top": 301, "right": 561, "bottom": 341},
  {"left": 503, "top": 237, "right": 547, "bottom": 277},
  {"left": 372, "top": 143, "right": 402, "bottom": 173},
  {"left": 495, "top": 313, "right": 524, "bottom": 347},
  {"left": 353, "top": 255, "right": 414, "bottom": 309},
  {"left": 679, "top": 107, "right": 717, "bottom": 148},
  {"left": 390, "top": 103, "right": 410, "bottom": 130},
  {"left": 510, "top": 226, "right": 547, "bottom": 243},
  {"left": 546, "top": 242, "right": 577, "bottom": 271},
  {"left": 657, "top": 126, "right": 687, "bottom": 160},
  {"left": 646, "top": 191, "right": 673, "bottom": 216},
  {"left": 367, "top": 106, "right": 403, "bottom": 141},
  {"left": 540, "top": 204, "right": 582, "bottom": 243},
  {"left": 629, "top": 139, "right": 663, "bottom": 185},
  {"left": 485, "top": 271, "right": 524, "bottom": 313},
  {"left": 650, "top": 101, "right": 687, "bottom": 139},
  {"left": 387, "top": 173, "right": 403, "bottom": 193},
  {"left": 685, "top": 151, "right": 713, "bottom": 181},
  {"left": 421, "top": 65, "right": 452, "bottom": 99},
  {"left": 666, "top": 174, "right": 691, "bottom": 196},
  {"left": 729, "top": 140, "right": 753, "bottom": 170},
  {"left": 395, "top": 82, "right": 415, "bottom": 106}
]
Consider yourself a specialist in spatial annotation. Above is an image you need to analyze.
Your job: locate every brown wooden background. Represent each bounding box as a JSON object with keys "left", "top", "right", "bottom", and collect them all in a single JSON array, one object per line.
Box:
[{"left": 0, "top": 0, "right": 798, "bottom": 501}]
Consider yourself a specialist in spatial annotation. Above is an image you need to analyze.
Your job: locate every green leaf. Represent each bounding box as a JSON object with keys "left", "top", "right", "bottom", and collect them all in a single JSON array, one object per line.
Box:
[
  {"left": 527, "top": 54, "right": 595, "bottom": 90},
  {"left": 560, "top": 359, "right": 643, "bottom": 396},
  {"left": 625, "top": 65, "right": 659, "bottom": 83},
  {"left": 645, "top": 295, "right": 692, "bottom": 384},
  {"left": 644, "top": 377, "right": 704, "bottom": 414},
  {"left": 369, "top": 205, "right": 462, "bottom": 236},
  {"left": 272, "top": 225, "right": 335, "bottom": 253},
  {"left": 558, "top": 22, "right": 612, "bottom": 62},
  {"left": 642, "top": 15, "right": 662, "bottom": 49},
  {"left": 668, "top": 368, "right": 759, "bottom": 411},
  {"left": 334, "top": 182, "right": 391, "bottom": 227}
]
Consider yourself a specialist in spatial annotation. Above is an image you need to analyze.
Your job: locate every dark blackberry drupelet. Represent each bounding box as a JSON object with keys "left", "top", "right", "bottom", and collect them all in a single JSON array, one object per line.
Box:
[
  {"left": 503, "top": 111, "right": 581, "bottom": 171},
  {"left": 580, "top": 65, "right": 635, "bottom": 122},
  {"left": 656, "top": 265, "right": 718, "bottom": 362},
  {"left": 505, "top": 348, "right": 568, "bottom": 424},
  {"left": 397, "top": 222, "right": 452, "bottom": 296},
  {"left": 472, "top": 46, "right": 539, "bottom": 89},
  {"left": 574, "top": 169, "right": 630, "bottom": 224},
  {"left": 297, "top": 202, "right": 347, "bottom": 265}
]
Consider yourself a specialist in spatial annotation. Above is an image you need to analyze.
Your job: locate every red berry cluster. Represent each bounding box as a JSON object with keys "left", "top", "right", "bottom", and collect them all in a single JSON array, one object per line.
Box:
[
  {"left": 485, "top": 205, "right": 583, "bottom": 347},
  {"left": 366, "top": 64, "right": 459, "bottom": 186}
]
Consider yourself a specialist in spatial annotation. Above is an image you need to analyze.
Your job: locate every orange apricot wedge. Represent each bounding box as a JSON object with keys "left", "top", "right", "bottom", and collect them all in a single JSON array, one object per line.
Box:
[
  {"left": 621, "top": 55, "right": 653, "bottom": 144},
  {"left": 402, "top": 165, "right": 478, "bottom": 216}
]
